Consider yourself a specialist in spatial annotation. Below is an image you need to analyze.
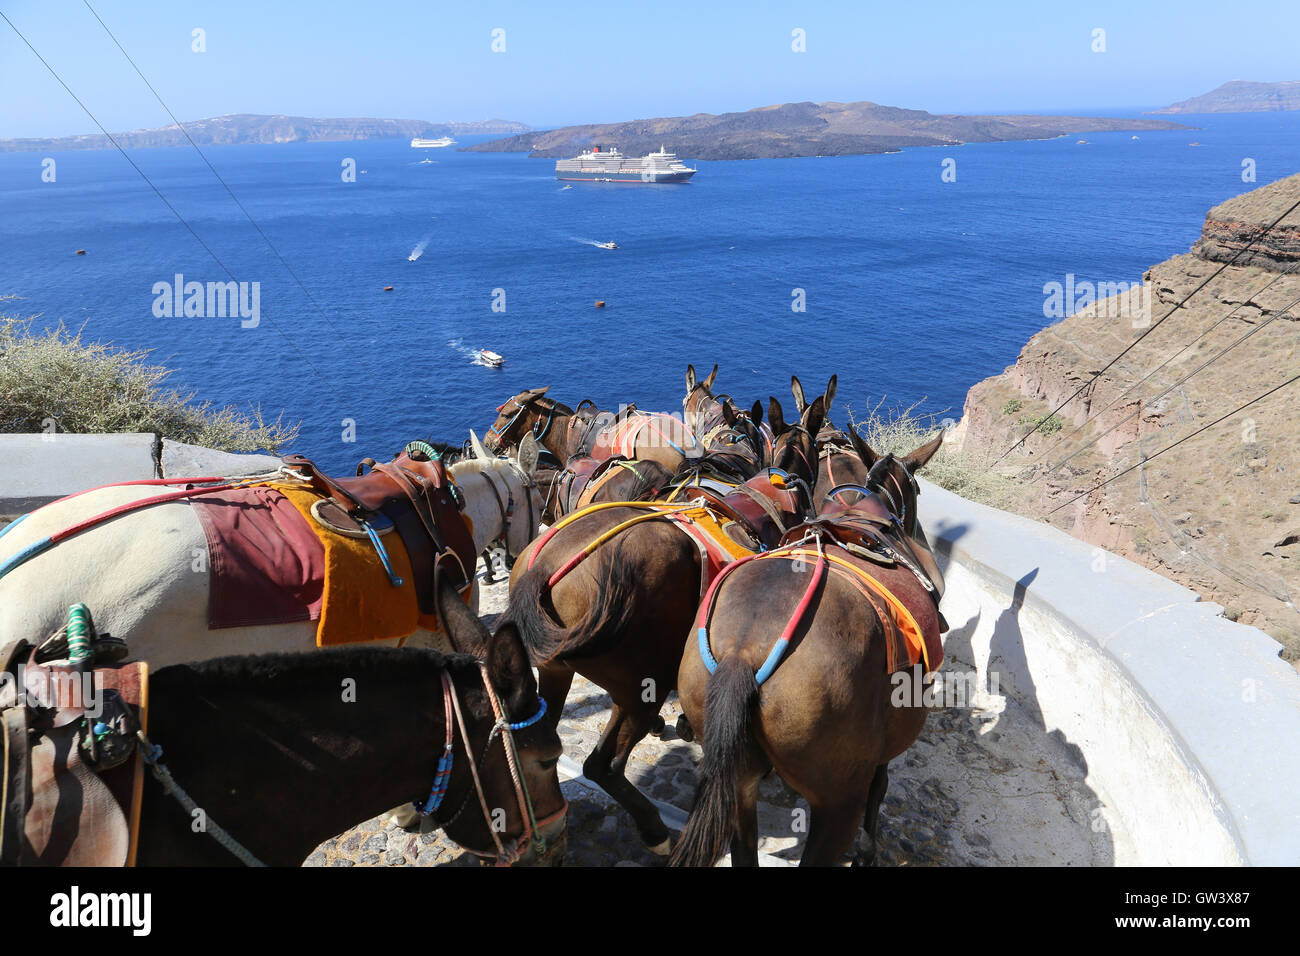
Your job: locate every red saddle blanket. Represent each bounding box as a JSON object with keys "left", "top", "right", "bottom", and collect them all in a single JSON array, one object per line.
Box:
[{"left": 191, "top": 486, "right": 325, "bottom": 628}]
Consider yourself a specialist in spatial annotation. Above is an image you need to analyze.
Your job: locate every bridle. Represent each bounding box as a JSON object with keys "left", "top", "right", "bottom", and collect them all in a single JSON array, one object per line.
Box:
[
  {"left": 476, "top": 461, "right": 540, "bottom": 568},
  {"left": 489, "top": 396, "right": 559, "bottom": 451},
  {"left": 413, "top": 664, "right": 565, "bottom": 867}
]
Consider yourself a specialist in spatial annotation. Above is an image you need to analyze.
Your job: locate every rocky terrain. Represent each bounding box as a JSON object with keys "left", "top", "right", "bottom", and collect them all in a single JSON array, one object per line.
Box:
[
  {"left": 954, "top": 172, "right": 1300, "bottom": 658},
  {"left": 0, "top": 114, "right": 531, "bottom": 152},
  {"left": 1151, "top": 81, "right": 1300, "bottom": 114},
  {"left": 464, "top": 100, "right": 1189, "bottom": 161}
]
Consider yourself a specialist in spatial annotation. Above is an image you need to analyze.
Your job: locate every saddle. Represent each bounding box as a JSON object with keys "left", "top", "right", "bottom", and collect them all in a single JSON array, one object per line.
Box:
[
  {"left": 1, "top": 622, "right": 148, "bottom": 867},
  {"left": 281, "top": 451, "right": 476, "bottom": 615},
  {"left": 789, "top": 495, "right": 947, "bottom": 618},
  {"left": 683, "top": 472, "right": 802, "bottom": 550}
]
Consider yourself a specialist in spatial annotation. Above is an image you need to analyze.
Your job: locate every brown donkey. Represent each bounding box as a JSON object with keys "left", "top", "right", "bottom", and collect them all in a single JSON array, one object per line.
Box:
[
  {"left": 670, "top": 429, "right": 946, "bottom": 867},
  {"left": 471, "top": 398, "right": 827, "bottom": 853}
]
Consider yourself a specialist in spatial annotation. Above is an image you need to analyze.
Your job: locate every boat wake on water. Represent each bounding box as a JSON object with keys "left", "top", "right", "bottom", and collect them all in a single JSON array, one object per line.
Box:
[
  {"left": 408, "top": 234, "right": 433, "bottom": 261},
  {"left": 448, "top": 338, "right": 504, "bottom": 368}
]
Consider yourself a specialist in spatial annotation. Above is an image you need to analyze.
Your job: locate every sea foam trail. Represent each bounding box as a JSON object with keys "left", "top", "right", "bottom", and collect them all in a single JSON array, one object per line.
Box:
[
  {"left": 448, "top": 337, "right": 496, "bottom": 367},
  {"left": 409, "top": 234, "right": 433, "bottom": 261}
]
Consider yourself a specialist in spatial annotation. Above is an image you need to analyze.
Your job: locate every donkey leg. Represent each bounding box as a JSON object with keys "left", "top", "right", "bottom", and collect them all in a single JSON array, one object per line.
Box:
[
  {"left": 582, "top": 704, "right": 671, "bottom": 853},
  {"left": 537, "top": 662, "right": 575, "bottom": 731},
  {"left": 853, "top": 764, "right": 889, "bottom": 867},
  {"left": 801, "top": 804, "right": 867, "bottom": 867}
]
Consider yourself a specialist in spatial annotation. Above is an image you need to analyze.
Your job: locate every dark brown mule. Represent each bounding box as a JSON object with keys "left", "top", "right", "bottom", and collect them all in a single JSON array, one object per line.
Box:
[
  {"left": 682, "top": 364, "right": 772, "bottom": 463},
  {"left": 131, "top": 578, "right": 565, "bottom": 866},
  {"left": 457, "top": 399, "right": 826, "bottom": 853},
  {"left": 670, "top": 431, "right": 945, "bottom": 867},
  {"left": 483, "top": 388, "right": 699, "bottom": 472}
]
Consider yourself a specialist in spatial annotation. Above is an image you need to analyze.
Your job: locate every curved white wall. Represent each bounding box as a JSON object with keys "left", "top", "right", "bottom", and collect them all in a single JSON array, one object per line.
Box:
[{"left": 920, "top": 477, "right": 1300, "bottom": 866}]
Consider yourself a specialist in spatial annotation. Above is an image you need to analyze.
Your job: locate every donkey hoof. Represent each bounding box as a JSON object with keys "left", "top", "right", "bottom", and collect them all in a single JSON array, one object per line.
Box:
[
  {"left": 648, "top": 715, "right": 667, "bottom": 737},
  {"left": 676, "top": 715, "right": 695, "bottom": 743},
  {"left": 385, "top": 804, "right": 421, "bottom": 832},
  {"left": 646, "top": 837, "right": 672, "bottom": 857}
]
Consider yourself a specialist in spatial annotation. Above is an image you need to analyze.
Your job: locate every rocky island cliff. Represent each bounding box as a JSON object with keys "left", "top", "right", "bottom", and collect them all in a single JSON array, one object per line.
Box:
[{"left": 954, "top": 172, "right": 1300, "bottom": 657}]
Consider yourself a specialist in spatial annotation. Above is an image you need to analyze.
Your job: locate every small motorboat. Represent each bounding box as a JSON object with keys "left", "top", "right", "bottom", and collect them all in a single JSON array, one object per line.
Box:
[
  {"left": 596, "top": 241, "right": 618, "bottom": 250},
  {"left": 478, "top": 349, "right": 505, "bottom": 368}
]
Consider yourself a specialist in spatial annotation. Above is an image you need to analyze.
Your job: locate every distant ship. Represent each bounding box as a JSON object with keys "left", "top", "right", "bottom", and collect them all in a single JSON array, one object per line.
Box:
[
  {"left": 555, "top": 146, "right": 696, "bottom": 183},
  {"left": 411, "top": 136, "right": 456, "bottom": 148}
]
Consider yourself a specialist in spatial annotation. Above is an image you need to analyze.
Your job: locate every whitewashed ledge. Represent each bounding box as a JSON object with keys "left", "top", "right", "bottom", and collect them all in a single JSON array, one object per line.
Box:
[
  {"left": 919, "top": 476, "right": 1300, "bottom": 866},
  {"left": 0, "top": 433, "right": 281, "bottom": 519}
]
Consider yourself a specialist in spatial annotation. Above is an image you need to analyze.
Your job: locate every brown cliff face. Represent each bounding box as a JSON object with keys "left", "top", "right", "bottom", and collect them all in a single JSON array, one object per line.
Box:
[{"left": 957, "top": 173, "right": 1300, "bottom": 659}]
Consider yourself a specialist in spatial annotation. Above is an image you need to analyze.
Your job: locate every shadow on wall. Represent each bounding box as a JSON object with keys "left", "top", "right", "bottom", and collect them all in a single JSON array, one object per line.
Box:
[{"left": 938, "top": 559, "right": 1116, "bottom": 864}]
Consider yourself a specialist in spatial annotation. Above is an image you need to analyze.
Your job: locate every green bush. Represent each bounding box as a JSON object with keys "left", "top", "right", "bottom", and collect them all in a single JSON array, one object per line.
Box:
[
  {"left": 0, "top": 310, "right": 298, "bottom": 452},
  {"left": 1001, "top": 398, "right": 1025, "bottom": 415},
  {"left": 845, "top": 398, "right": 1018, "bottom": 510},
  {"left": 1016, "top": 413, "right": 1063, "bottom": 435}
]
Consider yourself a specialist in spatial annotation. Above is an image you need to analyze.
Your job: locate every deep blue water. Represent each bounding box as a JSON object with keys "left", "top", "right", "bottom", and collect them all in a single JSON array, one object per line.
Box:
[{"left": 3, "top": 113, "right": 1299, "bottom": 470}]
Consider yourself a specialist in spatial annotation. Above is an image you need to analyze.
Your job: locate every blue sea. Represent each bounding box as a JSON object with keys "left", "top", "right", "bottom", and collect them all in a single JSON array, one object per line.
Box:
[{"left": 3, "top": 112, "right": 1299, "bottom": 471}]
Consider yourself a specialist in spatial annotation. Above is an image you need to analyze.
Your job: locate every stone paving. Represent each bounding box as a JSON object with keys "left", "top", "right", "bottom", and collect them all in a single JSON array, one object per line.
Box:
[{"left": 307, "top": 578, "right": 1117, "bottom": 867}]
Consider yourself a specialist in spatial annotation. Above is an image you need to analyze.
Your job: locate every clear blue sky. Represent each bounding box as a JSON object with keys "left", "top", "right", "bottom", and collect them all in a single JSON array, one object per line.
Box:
[{"left": 2, "top": 0, "right": 1298, "bottom": 138}]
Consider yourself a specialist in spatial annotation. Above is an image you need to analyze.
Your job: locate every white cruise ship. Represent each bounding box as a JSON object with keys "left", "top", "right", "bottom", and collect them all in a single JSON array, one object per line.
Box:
[
  {"left": 555, "top": 146, "right": 696, "bottom": 183},
  {"left": 411, "top": 136, "right": 456, "bottom": 148}
]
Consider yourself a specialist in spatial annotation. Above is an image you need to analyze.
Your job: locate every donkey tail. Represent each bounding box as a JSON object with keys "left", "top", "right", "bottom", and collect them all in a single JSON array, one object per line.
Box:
[
  {"left": 503, "top": 549, "right": 637, "bottom": 665},
  {"left": 669, "top": 656, "right": 759, "bottom": 867}
]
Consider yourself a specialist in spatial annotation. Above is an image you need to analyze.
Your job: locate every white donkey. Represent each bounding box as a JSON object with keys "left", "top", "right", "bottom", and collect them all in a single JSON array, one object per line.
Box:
[{"left": 0, "top": 433, "right": 540, "bottom": 670}]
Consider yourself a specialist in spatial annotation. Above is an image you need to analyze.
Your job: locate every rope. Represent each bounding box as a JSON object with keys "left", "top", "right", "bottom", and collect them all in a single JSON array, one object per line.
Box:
[{"left": 136, "top": 732, "right": 267, "bottom": 867}]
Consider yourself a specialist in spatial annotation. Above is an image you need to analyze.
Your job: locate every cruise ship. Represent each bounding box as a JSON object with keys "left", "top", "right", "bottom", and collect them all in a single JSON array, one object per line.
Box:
[
  {"left": 411, "top": 136, "right": 456, "bottom": 148},
  {"left": 555, "top": 146, "right": 696, "bottom": 183}
]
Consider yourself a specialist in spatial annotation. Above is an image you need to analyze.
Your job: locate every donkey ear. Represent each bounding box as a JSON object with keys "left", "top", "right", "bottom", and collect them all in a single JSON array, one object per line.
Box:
[
  {"left": 435, "top": 574, "right": 490, "bottom": 657},
  {"left": 768, "top": 396, "right": 787, "bottom": 436},
  {"left": 750, "top": 400, "right": 763, "bottom": 426},
  {"left": 901, "top": 431, "right": 945, "bottom": 472},
  {"left": 803, "top": 396, "right": 826, "bottom": 438},
  {"left": 790, "top": 375, "right": 807, "bottom": 415},
  {"left": 519, "top": 386, "right": 550, "bottom": 404},
  {"left": 685, "top": 365, "right": 697, "bottom": 391},
  {"left": 518, "top": 432, "right": 540, "bottom": 476},
  {"left": 848, "top": 427, "right": 880, "bottom": 468},
  {"left": 722, "top": 402, "right": 738, "bottom": 427},
  {"left": 469, "top": 430, "right": 491, "bottom": 460},
  {"left": 485, "top": 621, "right": 540, "bottom": 720},
  {"left": 823, "top": 375, "right": 838, "bottom": 414},
  {"left": 703, "top": 364, "right": 718, "bottom": 390}
]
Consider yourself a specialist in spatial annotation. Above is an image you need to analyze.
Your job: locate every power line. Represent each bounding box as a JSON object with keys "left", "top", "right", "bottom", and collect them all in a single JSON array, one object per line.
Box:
[
  {"left": 1029, "top": 260, "right": 1299, "bottom": 471},
  {"left": 1036, "top": 294, "right": 1296, "bottom": 478},
  {"left": 0, "top": 9, "right": 346, "bottom": 406},
  {"left": 991, "top": 191, "right": 1300, "bottom": 467},
  {"left": 81, "top": 0, "right": 391, "bottom": 397},
  {"left": 1044, "top": 370, "right": 1300, "bottom": 516}
]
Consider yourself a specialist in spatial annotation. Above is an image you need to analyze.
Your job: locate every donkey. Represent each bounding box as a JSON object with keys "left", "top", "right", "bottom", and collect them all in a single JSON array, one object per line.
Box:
[
  {"left": 483, "top": 388, "right": 701, "bottom": 472},
  {"left": 669, "top": 429, "right": 946, "bottom": 867},
  {"left": 460, "top": 397, "right": 826, "bottom": 854},
  {"left": 0, "top": 450, "right": 543, "bottom": 671},
  {"left": 84, "top": 591, "right": 563, "bottom": 866}
]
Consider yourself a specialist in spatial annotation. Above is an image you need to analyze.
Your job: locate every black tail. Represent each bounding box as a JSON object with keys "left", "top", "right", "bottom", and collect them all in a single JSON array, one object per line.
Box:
[
  {"left": 669, "top": 657, "right": 759, "bottom": 867},
  {"left": 502, "top": 547, "right": 638, "bottom": 665}
]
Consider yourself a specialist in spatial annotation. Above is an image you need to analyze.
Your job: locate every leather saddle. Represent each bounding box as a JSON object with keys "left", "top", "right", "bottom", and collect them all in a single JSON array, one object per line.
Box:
[
  {"left": 281, "top": 451, "right": 476, "bottom": 614},
  {"left": 683, "top": 472, "right": 803, "bottom": 550},
  {"left": 2, "top": 625, "right": 148, "bottom": 867},
  {"left": 791, "top": 495, "right": 947, "bottom": 611}
]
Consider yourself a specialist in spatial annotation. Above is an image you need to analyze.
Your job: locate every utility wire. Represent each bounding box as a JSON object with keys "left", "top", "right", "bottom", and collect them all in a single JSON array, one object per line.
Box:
[
  {"left": 1029, "top": 260, "right": 1299, "bottom": 471},
  {"left": 82, "top": 0, "right": 391, "bottom": 397},
  {"left": 1037, "top": 294, "right": 1297, "bottom": 477},
  {"left": 1044, "top": 370, "right": 1300, "bottom": 516},
  {"left": 991, "top": 191, "right": 1300, "bottom": 466},
  {"left": 0, "top": 9, "right": 346, "bottom": 405}
]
